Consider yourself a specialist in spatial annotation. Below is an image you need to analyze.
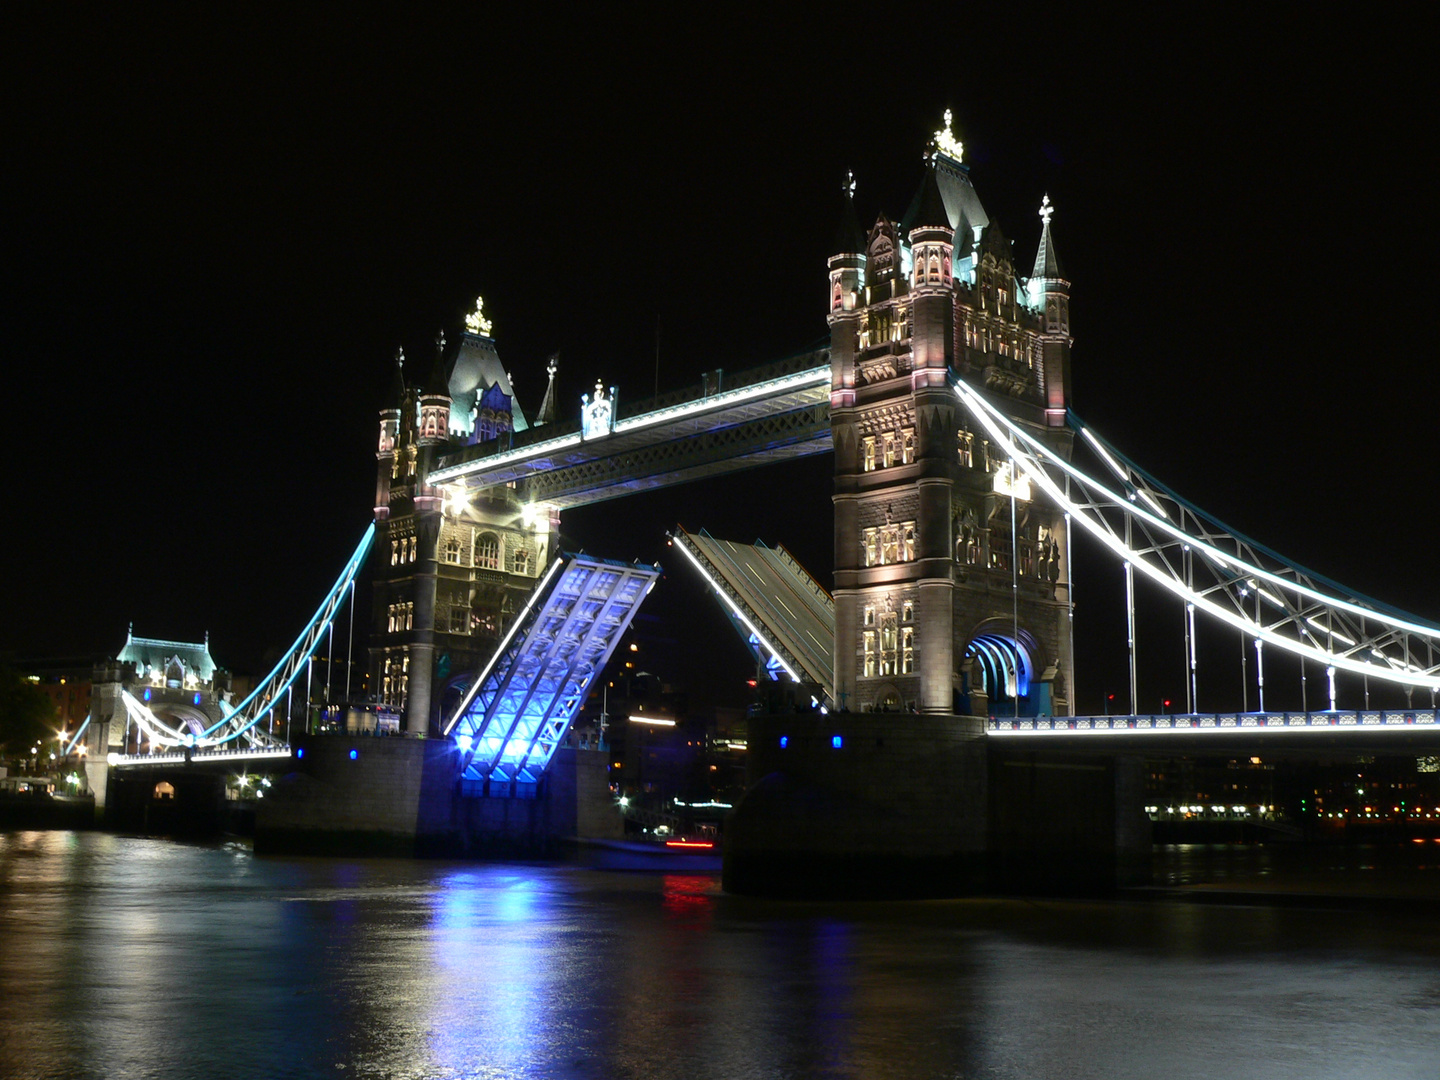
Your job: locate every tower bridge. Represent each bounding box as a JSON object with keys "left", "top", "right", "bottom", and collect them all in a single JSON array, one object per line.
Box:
[{"left": 75, "top": 114, "right": 1440, "bottom": 893}]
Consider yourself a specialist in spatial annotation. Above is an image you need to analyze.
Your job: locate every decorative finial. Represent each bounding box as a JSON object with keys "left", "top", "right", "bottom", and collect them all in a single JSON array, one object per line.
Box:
[
  {"left": 933, "top": 109, "right": 963, "bottom": 163},
  {"left": 547, "top": 354, "right": 558, "bottom": 378},
  {"left": 845, "top": 170, "right": 856, "bottom": 198},
  {"left": 464, "top": 295, "right": 493, "bottom": 337},
  {"left": 395, "top": 346, "right": 405, "bottom": 373},
  {"left": 1039, "top": 194, "right": 1054, "bottom": 227},
  {"left": 435, "top": 328, "right": 446, "bottom": 354}
]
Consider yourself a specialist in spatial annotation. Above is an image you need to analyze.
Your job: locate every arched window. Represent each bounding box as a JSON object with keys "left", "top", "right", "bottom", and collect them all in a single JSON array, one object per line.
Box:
[
  {"left": 443, "top": 537, "right": 462, "bottom": 564},
  {"left": 512, "top": 549, "right": 529, "bottom": 576},
  {"left": 475, "top": 533, "right": 500, "bottom": 570}
]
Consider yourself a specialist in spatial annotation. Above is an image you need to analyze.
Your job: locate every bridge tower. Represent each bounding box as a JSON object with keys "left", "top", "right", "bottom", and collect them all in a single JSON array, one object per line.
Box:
[
  {"left": 829, "top": 115, "right": 1075, "bottom": 718},
  {"left": 370, "top": 301, "right": 559, "bottom": 736}
]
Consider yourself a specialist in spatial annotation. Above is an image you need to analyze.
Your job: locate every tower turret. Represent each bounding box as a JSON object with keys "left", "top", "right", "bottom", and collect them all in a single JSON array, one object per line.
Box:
[
  {"left": 1026, "top": 195, "right": 1072, "bottom": 426},
  {"left": 375, "top": 348, "right": 404, "bottom": 522}
]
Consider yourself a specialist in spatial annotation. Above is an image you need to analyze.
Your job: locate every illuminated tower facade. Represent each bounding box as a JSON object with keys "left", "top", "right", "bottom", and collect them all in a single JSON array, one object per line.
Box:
[
  {"left": 830, "top": 113, "right": 1074, "bottom": 717},
  {"left": 371, "top": 299, "right": 559, "bottom": 735}
]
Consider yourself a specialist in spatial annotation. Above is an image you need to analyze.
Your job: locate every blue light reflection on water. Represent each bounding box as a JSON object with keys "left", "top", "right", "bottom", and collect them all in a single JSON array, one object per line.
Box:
[{"left": 4, "top": 832, "right": 1440, "bottom": 1079}]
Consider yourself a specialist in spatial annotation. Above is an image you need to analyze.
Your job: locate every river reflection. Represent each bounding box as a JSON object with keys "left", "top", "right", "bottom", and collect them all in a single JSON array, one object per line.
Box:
[{"left": 2, "top": 831, "right": 1439, "bottom": 1079}]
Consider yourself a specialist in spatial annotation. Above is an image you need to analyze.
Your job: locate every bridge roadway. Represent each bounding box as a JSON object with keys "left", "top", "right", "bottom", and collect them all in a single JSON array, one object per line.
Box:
[
  {"left": 428, "top": 351, "right": 830, "bottom": 507},
  {"left": 988, "top": 709, "right": 1440, "bottom": 754}
]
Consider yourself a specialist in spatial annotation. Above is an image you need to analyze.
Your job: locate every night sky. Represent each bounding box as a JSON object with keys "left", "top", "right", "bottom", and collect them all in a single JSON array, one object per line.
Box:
[{"left": 6, "top": 10, "right": 1435, "bottom": 714}]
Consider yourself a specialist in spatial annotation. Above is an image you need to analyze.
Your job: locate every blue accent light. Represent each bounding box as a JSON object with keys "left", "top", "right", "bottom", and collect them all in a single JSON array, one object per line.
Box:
[
  {"left": 193, "top": 692, "right": 202, "bottom": 705},
  {"left": 349, "top": 749, "right": 358, "bottom": 761},
  {"left": 455, "top": 734, "right": 473, "bottom": 752},
  {"left": 831, "top": 735, "right": 843, "bottom": 749},
  {"left": 296, "top": 748, "right": 305, "bottom": 759},
  {"left": 142, "top": 687, "right": 151, "bottom": 702},
  {"left": 779, "top": 735, "right": 789, "bottom": 748}
]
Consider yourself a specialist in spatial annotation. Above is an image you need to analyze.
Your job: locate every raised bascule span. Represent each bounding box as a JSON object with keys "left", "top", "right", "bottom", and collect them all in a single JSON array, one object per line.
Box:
[
  {"left": 669, "top": 526, "right": 835, "bottom": 701},
  {"left": 443, "top": 552, "right": 660, "bottom": 794}
]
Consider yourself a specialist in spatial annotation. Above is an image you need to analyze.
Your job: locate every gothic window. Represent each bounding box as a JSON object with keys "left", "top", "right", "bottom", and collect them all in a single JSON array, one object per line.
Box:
[
  {"left": 901, "top": 627, "right": 914, "bottom": 674},
  {"left": 942, "top": 254, "right": 951, "bottom": 281},
  {"left": 863, "top": 605, "right": 876, "bottom": 626},
  {"left": 862, "top": 523, "right": 917, "bottom": 567},
  {"left": 832, "top": 280, "right": 842, "bottom": 311},
  {"left": 901, "top": 428, "right": 915, "bottom": 465},
  {"left": 1020, "top": 543, "right": 1034, "bottom": 577},
  {"left": 957, "top": 430, "right": 973, "bottom": 468},
  {"left": 443, "top": 537, "right": 462, "bottom": 565},
  {"left": 406, "top": 453, "right": 416, "bottom": 478},
  {"left": 863, "top": 631, "right": 877, "bottom": 678},
  {"left": 928, "top": 254, "right": 940, "bottom": 283},
  {"left": 902, "top": 599, "right": 913, "bottom": 622},
  {"left": 880, "top": 526, "right": 899, "bottom": 565},
  {"left": 408, "top": 536, "right": 417, "bottom": 563},
  {"left": 387, "top": 604, "right": 397, "bottom": 633},
  {"left": 449, "top": 608, "right": 470, "bottom": 635},
  {"left": 882, "top": 432, "right": 897, "bottom": 468},
  {"left": 475, "top": 533, "right": 500, "bottom": 570},
  {"left": 879, "top": 614, "right": 898, "bottom": 676},
  {"left": 391, "top": 540, "right": 399, "bottom": 567},
  {"left": 862, "top": 436, "right": 876, "bottom": 473},
  {"left": 512, "top": 549, "right": 530, "bottom": 576}
]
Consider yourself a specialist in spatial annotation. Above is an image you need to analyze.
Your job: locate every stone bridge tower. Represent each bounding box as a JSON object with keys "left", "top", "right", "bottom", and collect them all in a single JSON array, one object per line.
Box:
[{"left": 829, "top": 115, "right": 1075, "bottom": 719}]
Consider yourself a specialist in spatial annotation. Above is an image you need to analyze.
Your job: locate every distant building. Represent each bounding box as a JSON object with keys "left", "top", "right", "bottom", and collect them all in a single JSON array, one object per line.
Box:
[{"left": 371, "top": 304, "right": 561, "bottom": 735}]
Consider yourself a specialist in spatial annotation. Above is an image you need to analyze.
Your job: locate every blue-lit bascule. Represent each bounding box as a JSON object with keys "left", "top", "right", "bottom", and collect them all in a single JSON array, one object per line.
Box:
[
  {"left": 952, "top": 374, "right": 1440, "bottom": 736},
  {"left": 443, "top": 553, "right": 661, "bottom": 796},
  {"left": 65, "top": 525, "right": 377, "bottom": 764}
]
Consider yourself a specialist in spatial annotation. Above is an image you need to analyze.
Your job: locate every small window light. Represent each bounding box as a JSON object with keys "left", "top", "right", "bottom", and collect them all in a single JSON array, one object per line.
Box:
[
  {"left": 296, "top": 748, "right": 305, "bottom": 759},
  {"left": 779, "top": 736, "right": 789, "bottom": 749},
  {"left": 831, "top": 735, "right": 843, "bottom": 749},
  {"left": 349, "top": 749, "right": 358, "bottom": 761}
]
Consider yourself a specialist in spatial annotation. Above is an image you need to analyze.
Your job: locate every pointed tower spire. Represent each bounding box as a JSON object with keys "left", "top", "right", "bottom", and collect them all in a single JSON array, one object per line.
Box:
[
  {"left": 828, "top": 172, "right": 868, "bottom": 316},
  {"left": 391, "top": 346, "right": 407, "bottom": 406},
  {"left": 1030, "top": 194, "right": 1065, "bottom": 280},
  {"left": 535, "top": 353, "right": 559, "bottom": 426}
]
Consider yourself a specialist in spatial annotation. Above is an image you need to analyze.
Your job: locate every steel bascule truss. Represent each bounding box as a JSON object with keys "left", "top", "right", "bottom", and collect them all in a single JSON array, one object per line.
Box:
[
  {"left": 953, "top": 376, "right": 1440, "bottom": 700},
  {"left": 80, "top": 524, "right": 375, "bottom": 761},
  {"left": 444, "top": 552, "right": 660, "bottom": 791},
  {"left": 669, "top": 526, "right": 834, "bottom": 701}
]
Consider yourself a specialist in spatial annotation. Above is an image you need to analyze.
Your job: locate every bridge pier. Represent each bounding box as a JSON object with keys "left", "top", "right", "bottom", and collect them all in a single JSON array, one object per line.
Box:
[
  {"left": 724, "top": 712, "right": 1150, "bottom": 898},
  {"left": 256, "top": 734, "right": 621, "bottom": 856}
]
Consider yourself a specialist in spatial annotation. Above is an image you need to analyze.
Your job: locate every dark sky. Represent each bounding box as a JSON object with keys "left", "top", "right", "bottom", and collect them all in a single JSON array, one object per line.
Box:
[{"left": 5, "top": 9, "right": 1435, "bottom": 713}]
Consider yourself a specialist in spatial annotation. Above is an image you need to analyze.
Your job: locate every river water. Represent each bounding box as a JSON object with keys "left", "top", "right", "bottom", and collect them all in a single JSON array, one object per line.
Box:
[{"left": 2, "top": 832, "right": 1439, "bottom": 1080}]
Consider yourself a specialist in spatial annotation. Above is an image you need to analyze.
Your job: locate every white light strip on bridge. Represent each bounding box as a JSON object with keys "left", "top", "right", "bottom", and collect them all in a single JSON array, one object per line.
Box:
[
  {"left": 1066, "top": 415, "right": 1438, "bottom": 639},
  {"left": 107, "top": 748, "right": 294, "bottom": 765},
  {"left": 953, "top": 380, "right": 1440, "bottom": 691},
  {"left": 671, "top": 535, "right": 802, "bottom": 682},
  {"left": 987, "top": 712, "right": 1439, "bottom": 737},
  {"left": 429, "top": 365, "right": 830, "bottom": 485}
]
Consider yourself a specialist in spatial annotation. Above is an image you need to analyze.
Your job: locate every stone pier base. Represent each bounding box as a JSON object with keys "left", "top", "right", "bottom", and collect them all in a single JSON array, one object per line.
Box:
[
  {"left": 724, "top": 712, "right": 1150, "bottom": 899},
  {"left": 255, "top": 735, "right": 620, "bottom": 857}
]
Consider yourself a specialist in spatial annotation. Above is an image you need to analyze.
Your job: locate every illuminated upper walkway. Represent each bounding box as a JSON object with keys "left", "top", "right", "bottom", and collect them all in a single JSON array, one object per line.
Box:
[{"left": 429, "top": 351, "right": 830, "bottom": 508}]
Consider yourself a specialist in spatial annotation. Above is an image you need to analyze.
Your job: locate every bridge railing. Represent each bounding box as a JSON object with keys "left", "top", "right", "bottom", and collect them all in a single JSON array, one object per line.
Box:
[{"left": 988, "top": 710, "right": 1440, "bottom": 735}]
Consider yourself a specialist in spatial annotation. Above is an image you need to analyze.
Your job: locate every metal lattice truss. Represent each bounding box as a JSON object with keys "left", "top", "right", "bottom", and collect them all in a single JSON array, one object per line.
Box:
[
  {"left": 521, "top": 401, "right": 832, "bottom": 507},
  {"left": 669, "top": 526, "right": 834, "bottom": 700},
  {"left": 428, "top": 359, "right": 831, "bottom": 509},
  {"left": 953, "top": 377, "right": 1440, "bottom": 694},
  {"left": 89, "top": 525, "right": 375, "bottom": 754},
  {"left": 444, "top": 553, "right": 660, "bottom": 786}
]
